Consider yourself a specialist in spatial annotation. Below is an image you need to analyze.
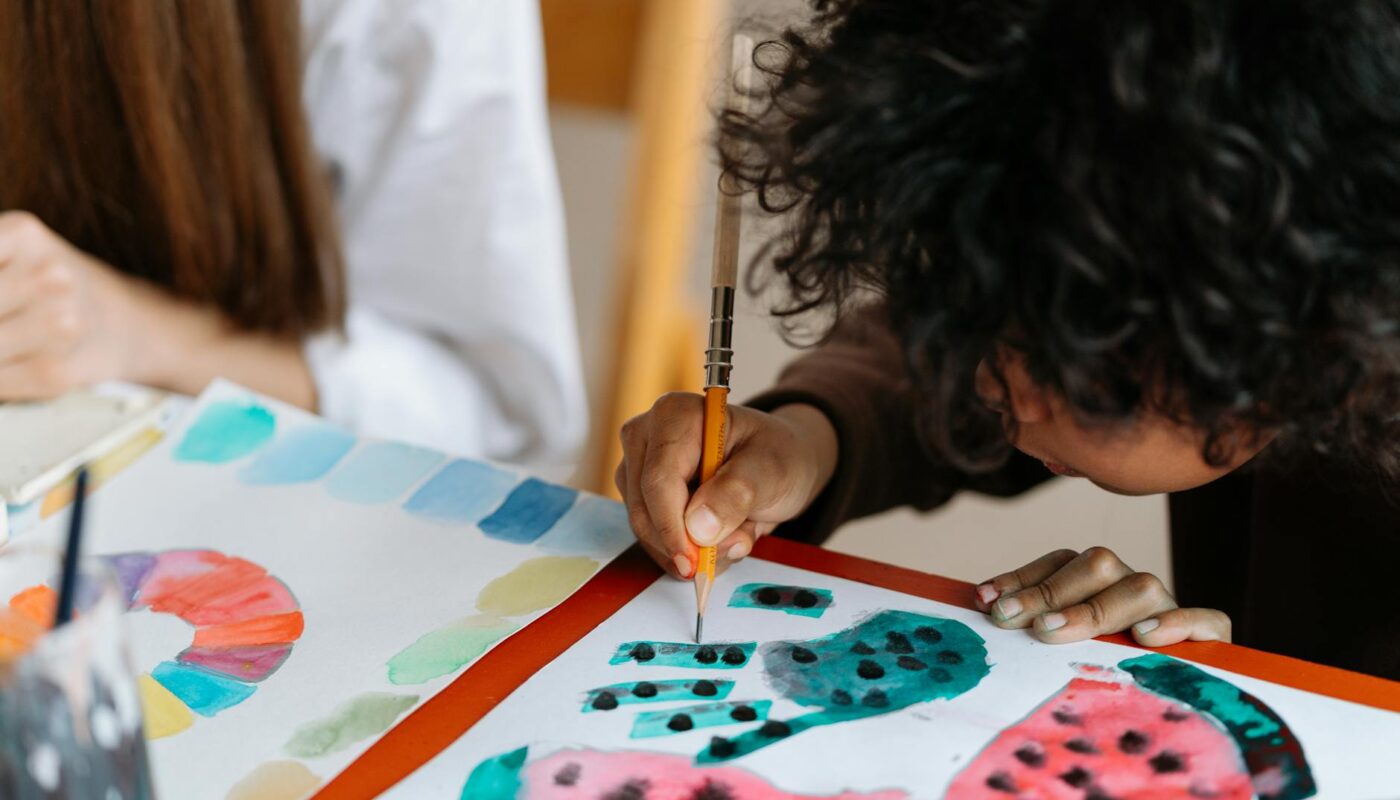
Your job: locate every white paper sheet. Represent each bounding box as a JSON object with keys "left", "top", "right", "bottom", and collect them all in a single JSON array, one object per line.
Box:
[
  {"left": 22, "top": 381, "right": 634, "bottom": 799},
  {"left": 386, "top": 558, "right": 1400, "bottom": 799}
]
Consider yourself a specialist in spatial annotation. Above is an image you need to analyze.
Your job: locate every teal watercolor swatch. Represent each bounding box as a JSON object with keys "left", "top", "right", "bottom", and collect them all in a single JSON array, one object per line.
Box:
[
  {"left": 403, "top": 459, "right": 517, "bottom": 525},
  {"left": 460, "top": 747, "right": 527, "bottom": 800},
  {"left": 151, "top": 661, "right": 256, "bottom": 717},
  {"left": 172, "top": 400, "right": 276, "bottom": 463},
  {"left": 240, "top": 424, "right": 356, "bottom": 485},
  {"left": 582, "top": 679, "right": 735, "bottom": 712},
  {"left": 631, "top": 700, "right": 772, "bottom": 739},
  {"left": 609, "top": 640, "right": 756, "bottom": 669},
  {"left": 729, "top": 583, "right": 834, "bottom": 618},
  {"left": 325, "top": 441, "right": 445, "bottom": 504}
]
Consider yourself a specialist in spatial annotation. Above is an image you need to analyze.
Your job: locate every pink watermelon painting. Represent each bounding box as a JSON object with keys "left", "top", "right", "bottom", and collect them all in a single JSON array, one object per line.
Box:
[{"left": 948, "top": 654, "right": 1316, "bottom": 800}]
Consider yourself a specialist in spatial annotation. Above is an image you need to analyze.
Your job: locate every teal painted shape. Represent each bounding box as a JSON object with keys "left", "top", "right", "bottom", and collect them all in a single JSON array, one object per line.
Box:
[
  {"left": 173, "top": 400, "right": 276, "bottom": 463},
  {"left": 150, "top": 661, "right": 256, "bottom": 717},
  {"left": 583, "top": 679, "right": 735, "bottom": 712},
  {"left": 1121, "top": 653, "right": 1317, "bottom": 800},
  {"left": 698, "top": 610, "right": 990, "bottom": 763},
  {"left": 403, "top": 459, "right": 517, "bottom": 525},
  {"left": 609, "top": 641, "right": 756, "bottom": 669},
  {"left": 631, "top": 700, "right": 772, "bottom": 739},
  {"left": 728, "top": 583, "right": 834, "bottom": 618},
  {"left": 239, "top": 424, "right": 356, "bottom": 485},
  {"left": 325, "top": 441, "right": 445, "bottom": 504},
  {"left": 478, "top": 479, "right": 579, "bottom": 544},
  {"left": 460, "top": 746, "right": 527, "bottom": 800}
]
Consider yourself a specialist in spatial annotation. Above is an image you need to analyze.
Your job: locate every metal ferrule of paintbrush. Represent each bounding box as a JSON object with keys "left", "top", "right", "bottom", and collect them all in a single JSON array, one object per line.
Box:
[{"left": 704, "top": 286, "right": 736, "bottom": 390}]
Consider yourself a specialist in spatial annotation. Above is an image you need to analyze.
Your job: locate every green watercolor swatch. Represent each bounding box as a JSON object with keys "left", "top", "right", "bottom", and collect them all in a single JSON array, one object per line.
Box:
[
  {"left": 284, "top": 692, "right": 419, "bottom": 758},
  {"left": 388, "top": 615, "right": 518, "bottom": 685},
  {"left": 460, "top": 746, "right": 527, "bottom": 800},
  {"left": 630, "top": 700, "right": 772, "bottom": 739},
  {"left": 609, "top": 640, "right": 756, "bottom": 669}
]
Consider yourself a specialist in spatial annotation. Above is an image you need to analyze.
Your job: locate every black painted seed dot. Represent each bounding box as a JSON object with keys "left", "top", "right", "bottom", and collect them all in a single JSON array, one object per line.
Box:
[
  {"left": 793, "top": 590, "right": 819, "bottom": 608},
  {"left": 591, "top": 691, "right": 619, "bottom": 711},
  {"left": 668, "top": 713, "right": 694, "bottom": 732},
  {"left": 1064, "top": 738, "right": 1098, "bottom": 754},
  {"left": 1163, "top": 708, "right": 1190, "bottom": 722},
  {"left": 913, "top": 625, "right": 943, "bottom": 644},
  {"left": 1052, "top": 707, "right": 1082, "bottom": 725},
  {"left": 708, "top": 737, "right": 736, "bottom": 759},
  {"left": 1085, "top": 788, "right": 1118, "bottom": 800},
  {"left": 630, "top": 643, "right": 656, "bottom": 662},
  {"left": 759, "top": 720, "right": 791, "bottom": 738},
  {"left": 861, "top": 689, "right": 889, "bottom": 708},
  {"left": 1059, "top": 766, "right": 1092, "bottom": 788},
  {"left": 721, "top": 646, "right": 747, "bottom": 665},
  {"left": 928, "top": 667, "right": 953, "bottom": 683},
  {"left": 1013, "top": 744, "right": 1046, "bottom": 768},
  {"left": 695, "top": 646, "right": 718, "bottom": 664},
  {"left": 755, "top": 586, "right": 782, "bottom": 605},
  {"left": 729, "top": 705, "right": 758, "bottom": 722},
  {"left": 936, "top": 650, "right": 963, "bottom": 665},
  {"left": 1118, "top": 730, "right": 1150, "bottom": 755},
  {"left": 884, "top": 631, "right": 914, "bottom": 654},
  {"left": 830, "top": 689, "right": 853, "bottom": 706},
  {"left": 633, "top": 682, "right": 658, "bottom": 698},
  {"left": 790, "top": 646, "right": 818, "bottom": 664},
  {"left": 984, "top": 771, "right": 1017, "bottom": 793},
  {"left": 1149, "top": 751, "right": 1186, "bottom": 774},
  {"left": 693, "top": 778, "right": 736, "bottom": 800},
  {"left": 896, "top": 655, "right": 927, "bottom": 671},
  {"left": 692, "top": 680, "right": 718, "bottom": 697},
  {"left": 856, "top": 659, "right": 885, "bottom": 680},
  {"left": 610, "top": 779, "right": 649, "bottom": 800},
  {"left": 554, "top": 762, "right": 582, "bottom": 786},
  {"left": 851, "top": 641, "right": 876, "bottom": 655}
]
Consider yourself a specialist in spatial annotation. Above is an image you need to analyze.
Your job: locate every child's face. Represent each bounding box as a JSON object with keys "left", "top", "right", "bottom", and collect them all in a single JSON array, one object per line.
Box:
[{"left": 975, "top": 350, "right": 1272, "bottom": 495}]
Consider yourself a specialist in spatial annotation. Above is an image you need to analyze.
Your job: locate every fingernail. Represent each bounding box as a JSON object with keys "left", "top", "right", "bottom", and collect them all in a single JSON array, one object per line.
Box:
[
  {"left": 686, "top": 506, "right": 722, "bottom": 545},
  {"left": 726, "top": 541, "right": 751, "bottom": 560},
  {"left": 672, "top": 554, "right": 693, "bottom": 578},
  {"left": 1039, "top": 612, "right": 1067, "bottom": 632},
  {"left": 1133, "top": 618, "right": 1160, "bottom": 636},
  {"left": 993, "top": 596, "right": 1022, "bottom": 620},
  {"left": 976, "top": 583, "right": 1000, "bottom": 605}
]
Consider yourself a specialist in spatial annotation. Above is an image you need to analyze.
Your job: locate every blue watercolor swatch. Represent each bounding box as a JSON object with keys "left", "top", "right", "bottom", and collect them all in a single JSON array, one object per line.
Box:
[
  {"left": 729, "top": 583, "right": 834, "bottom": 618},
  {"left": 537, "top": 495, "right": 631, "bottom": 555},
  {"left": 239, "top": 424, "right": 357, "bottom": 486},
  {"left": 325, "top": 441, "right": 445, "bottom": 504},
  {"left": 403, "top": 459, "right": 517, "bottom": 525},
  {"left": 609, "top": 641, "right": 756, "bottom": 669},
  {"left": 173, "top": 400, "right": 276, "bottom": 463},
  {"left": 582, "top": 679, "right": 735, "bottom": 712},
  {"left": 631, "top": 700, "right": 772, "bottom": 739},
  {"left": 478, "top": 478, "right": 578, "bottom": 544},
  {"left": 151, "top": 661, "right": 255, "bottom": 716}
]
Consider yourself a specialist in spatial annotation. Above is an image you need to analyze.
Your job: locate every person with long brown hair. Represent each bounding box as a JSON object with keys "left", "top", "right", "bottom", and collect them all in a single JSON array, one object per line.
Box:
[{"left": 0, "top": 0, "right": 585, "bottom": 473}]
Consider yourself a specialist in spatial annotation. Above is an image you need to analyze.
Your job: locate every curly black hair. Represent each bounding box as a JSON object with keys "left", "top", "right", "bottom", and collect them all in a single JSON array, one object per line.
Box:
[{"left": 723, "top": 0, "right": 1400, "bottom": 477}]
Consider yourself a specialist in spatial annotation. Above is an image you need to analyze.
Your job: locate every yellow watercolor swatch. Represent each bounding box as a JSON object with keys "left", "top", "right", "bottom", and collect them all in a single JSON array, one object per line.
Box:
[
  {"left": 226, "top": 760, "right": 322, "bottom": 800},
  {"left": 475, "top": 556, "right": 599, "bottom": 616},
  {"left": 138, "top": 673, "right": 194, "bottom": 739}
]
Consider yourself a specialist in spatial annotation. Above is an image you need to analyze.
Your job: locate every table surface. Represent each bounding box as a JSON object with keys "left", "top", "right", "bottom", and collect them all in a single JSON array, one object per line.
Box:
[{"left": 318, "top": 536, "right": 1400, "bottom": 799}]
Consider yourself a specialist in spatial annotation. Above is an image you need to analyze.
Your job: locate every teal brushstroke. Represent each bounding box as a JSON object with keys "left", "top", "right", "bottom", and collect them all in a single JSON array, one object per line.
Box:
[
  {"left": 403, "top": 459, "right": 517, "bottom": 525},
  {"left": 239, "top": 424, "right": 356, "bottom": 485},
  {"left": 609, "top": 641, "right": 756, "bottom": 669},
  {"left": 151, "top": 661, "right": 255, "bottom": 717},
  {"left": 728, "top": 583, "right": 834, "bottom": 618},
  {"left": 583, "top": 679, "right": 735, "bottom": 712},
  {"left": 460, "top": 746, "right": 527, "bottom": 800},
  {"left": 537, "top": 495, "right": 632, "bottom": 555},
  {"left": 631, "top": 700, "right": 772, "bottom": 739},
  {"left": 173, "top": 400, "right": 276, "bottom": 463},
  {"left": 478, "top": 478, "right": 578, "bottom": 544},
  {"left": 698, "top": 610, "right": 989, "bottom": 763},
  {"left": 1121, "top": 653, "right": 1317, "bottom": 800},
  {"left": 325, "top": 441, "right": 445, "bottom": 505}
]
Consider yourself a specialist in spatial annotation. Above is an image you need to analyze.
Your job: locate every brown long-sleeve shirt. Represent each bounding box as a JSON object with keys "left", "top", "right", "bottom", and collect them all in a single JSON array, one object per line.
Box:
[{"left": 748, "top": 311, "right": 1400, "bottom": 681}]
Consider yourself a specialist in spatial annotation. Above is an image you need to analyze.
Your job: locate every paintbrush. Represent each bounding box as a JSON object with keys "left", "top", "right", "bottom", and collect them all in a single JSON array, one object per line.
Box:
[
  {"left": 695, "top": 33, "right": 755, "bottom": 643},
  {"left": 53, "top": 466, "right": 90, "bottom": 628}
]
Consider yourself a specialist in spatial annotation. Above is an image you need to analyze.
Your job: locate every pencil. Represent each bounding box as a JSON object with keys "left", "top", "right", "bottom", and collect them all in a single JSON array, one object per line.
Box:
[{"left": 695, "top": 33, "right": 755, "bottom": 643}]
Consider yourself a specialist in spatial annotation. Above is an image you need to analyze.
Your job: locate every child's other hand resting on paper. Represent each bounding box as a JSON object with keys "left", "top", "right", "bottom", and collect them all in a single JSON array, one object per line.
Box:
[{"left": 975, "top": 547, "right": 1231, "bottom": 647}]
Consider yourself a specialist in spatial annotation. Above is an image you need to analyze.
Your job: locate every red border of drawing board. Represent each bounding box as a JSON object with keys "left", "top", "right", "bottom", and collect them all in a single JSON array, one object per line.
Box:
[{"left": 316, "top": 537, "right": 1400, "bottom": 799}]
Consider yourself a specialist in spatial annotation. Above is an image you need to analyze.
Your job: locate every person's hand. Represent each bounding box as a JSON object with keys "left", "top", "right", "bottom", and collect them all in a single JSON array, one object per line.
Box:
[
  {"left": 0, "top": 212, "right": 145, "bottom": 399},
  {"left": 974, "top": 547, "right": 1231, "bottom": 646},
  {"left": 616, "top": 396, "right": 839, "bottom": 579}
]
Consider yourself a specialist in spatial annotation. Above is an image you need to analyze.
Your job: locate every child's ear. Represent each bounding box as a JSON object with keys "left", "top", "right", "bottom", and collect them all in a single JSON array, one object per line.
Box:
[{"left": 999, "top": 350, "right": 1052, "bottom": 424}]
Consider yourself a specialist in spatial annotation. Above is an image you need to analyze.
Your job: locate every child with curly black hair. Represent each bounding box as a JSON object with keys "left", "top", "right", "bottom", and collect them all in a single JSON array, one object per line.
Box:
[{"left": 615, "top": 0, "right": 1400, "bottom": 680}]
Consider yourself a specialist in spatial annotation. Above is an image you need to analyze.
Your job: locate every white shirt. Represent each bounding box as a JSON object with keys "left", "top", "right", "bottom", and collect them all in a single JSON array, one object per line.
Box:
[{"left": 298, "top": 0, "right": 586, "bottom": 478}]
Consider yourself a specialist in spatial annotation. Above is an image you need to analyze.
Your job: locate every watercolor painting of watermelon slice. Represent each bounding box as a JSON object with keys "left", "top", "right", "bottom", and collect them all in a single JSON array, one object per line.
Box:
[
  {"left": 460, "top": 746, "right": 910, "bottom": 800},
  {"left": 947, "top": 653, "right": 1316, "bottom": 800}
]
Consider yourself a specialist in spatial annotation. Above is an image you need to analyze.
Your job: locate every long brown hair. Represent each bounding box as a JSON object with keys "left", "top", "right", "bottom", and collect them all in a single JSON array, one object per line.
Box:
[{"left": 0, "top": 0, "right": 344, "bottom": 335}]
